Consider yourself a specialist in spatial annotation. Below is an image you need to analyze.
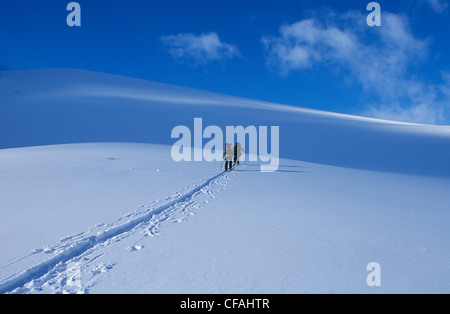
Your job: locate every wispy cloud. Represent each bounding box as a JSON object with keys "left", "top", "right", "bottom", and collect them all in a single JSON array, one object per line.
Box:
[
  {"left": 426, "top": 0, "right": 448, "bottom": 13},
  {"left": 262, "top": 11, "right": 450, "bottom": 125},
  {"left": 364, "top": 102, "right": 445, "bottom": 125},
  {"left": 160, "top": 32, "right": 241, "bottom": 66},
  {"left": 262, "top": 12, "right": 426, "bottom": 94}
]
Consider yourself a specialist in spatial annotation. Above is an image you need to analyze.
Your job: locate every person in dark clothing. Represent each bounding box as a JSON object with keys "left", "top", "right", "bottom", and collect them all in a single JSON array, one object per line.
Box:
[{"left": 233, "top": 142, "right": 245, "bottom": 166}]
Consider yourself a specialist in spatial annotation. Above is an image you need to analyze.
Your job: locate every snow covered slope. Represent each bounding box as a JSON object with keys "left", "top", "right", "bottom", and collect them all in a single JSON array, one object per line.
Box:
[
  {"left": 1, "top": 69, "right": 450, "bottom": 176},
  {"left": 1, "top": 143, "right": 449, "bottom": 294},
  {"left": 1, "top": 69, "right": 450, "bottom": 293}
]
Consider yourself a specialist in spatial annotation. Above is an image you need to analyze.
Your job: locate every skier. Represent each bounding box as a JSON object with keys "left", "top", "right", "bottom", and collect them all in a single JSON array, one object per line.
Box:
[
  {"left": 224, "top": 143, "right": 234, "bottom": 171},
  {"left": 233, "top": 142, "right": 245, "bottom": 166}
]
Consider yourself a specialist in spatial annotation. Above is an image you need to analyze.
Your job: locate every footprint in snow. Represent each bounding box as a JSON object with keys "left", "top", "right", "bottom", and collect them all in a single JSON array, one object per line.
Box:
[{"left": 129, "top": 245, "right": 144, "bottom": 252}]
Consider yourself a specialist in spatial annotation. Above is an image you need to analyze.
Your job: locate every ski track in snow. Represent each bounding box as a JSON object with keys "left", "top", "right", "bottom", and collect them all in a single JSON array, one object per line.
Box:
[{"left": 0, "top": 168, "right": 238, "bottom": 294}]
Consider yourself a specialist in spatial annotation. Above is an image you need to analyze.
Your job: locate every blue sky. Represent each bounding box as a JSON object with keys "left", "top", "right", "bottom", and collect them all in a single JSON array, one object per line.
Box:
[{"left": 1, "top": 0, "right": 450, "bottom": 124}]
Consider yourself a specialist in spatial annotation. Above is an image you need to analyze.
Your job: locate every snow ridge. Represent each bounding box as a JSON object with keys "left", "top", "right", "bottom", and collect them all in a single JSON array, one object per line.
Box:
[{"left": 0, "top": 168, "right": 234, "bottom": 294}]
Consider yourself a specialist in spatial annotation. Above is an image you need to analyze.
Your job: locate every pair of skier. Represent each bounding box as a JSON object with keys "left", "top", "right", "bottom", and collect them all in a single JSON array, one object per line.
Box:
[{"left": 224, "top": 142, "right": 245, "bottom": 172}]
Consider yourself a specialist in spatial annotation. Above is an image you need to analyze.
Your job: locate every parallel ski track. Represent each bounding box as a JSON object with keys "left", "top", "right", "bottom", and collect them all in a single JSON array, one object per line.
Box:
[{"left": 0, "top": 169, "right": 230, "bottom": 294}]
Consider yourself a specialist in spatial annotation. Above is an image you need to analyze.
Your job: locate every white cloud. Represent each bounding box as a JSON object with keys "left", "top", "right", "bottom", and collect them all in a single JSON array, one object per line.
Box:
[
  {"left": 368, "top": 71, "right": 450, "bottom": 125},
  {"left": 262, "top": 11, "right": 450, "bottom": 125},
  {"left": 441, "top": 72, "right": 450, "bottom": 98},
  {"left": 364, "top": 102, "right": 445, "bottom": 125},
  {"left": 263, "top": 12, "right": 426, "bottom": 93},
  {"left": 262, "top": 19, "right": 355, "bottom": 73},
  {"left": 426, "top": 0, "right": 448, "bottom": 13},
  {"left": 160, "top": 32, "right": 240, "bottom": 66}
]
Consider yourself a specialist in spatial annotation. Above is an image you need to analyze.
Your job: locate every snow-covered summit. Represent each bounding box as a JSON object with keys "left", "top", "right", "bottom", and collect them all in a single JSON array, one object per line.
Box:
[{"left": 1, "top": 68, "right": 449, "bottom": 176}]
